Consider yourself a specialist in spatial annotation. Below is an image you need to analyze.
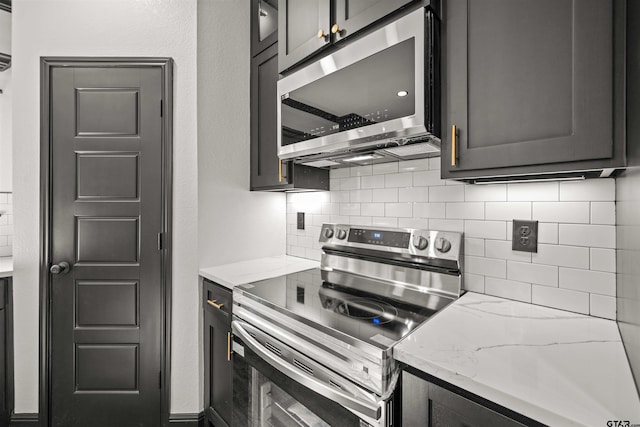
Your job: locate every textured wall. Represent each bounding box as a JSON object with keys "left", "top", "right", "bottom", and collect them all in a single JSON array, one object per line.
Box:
[
  {"left": 287, "top": 158, "right": 616, "bottom": 319},
  {"left": 616, "top": 167, "right": 640, "bottom": 394},
  {"left": 0, "top": 192, "right": 11, "bottom": 256},
  {"left": 12, "top": 0, "right": 198, "bottom": 414}
]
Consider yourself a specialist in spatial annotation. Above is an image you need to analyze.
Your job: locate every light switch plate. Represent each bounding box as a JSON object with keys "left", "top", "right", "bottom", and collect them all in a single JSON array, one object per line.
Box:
[
  {"left": 297, "top": 212, "right": 305, "bottom": 230},
  {"left": 512, "top": 220, "right": 538, "bottom": 253}
]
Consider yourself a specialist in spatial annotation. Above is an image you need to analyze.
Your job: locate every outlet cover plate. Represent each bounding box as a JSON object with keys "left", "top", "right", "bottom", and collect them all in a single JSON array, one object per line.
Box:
[
  {"left": 297, "top": 212, "right": 305, "bottom": 230},
  {"left": 512, "top": 220, "right": 538, "bottom": 253}
]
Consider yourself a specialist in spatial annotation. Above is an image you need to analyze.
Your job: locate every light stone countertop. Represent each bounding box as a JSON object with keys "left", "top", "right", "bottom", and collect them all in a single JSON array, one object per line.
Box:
[
  {"left": 199, "top": 255, "right": 319, "bottom": 290},
  {"left": 0, "top": 256, "right": 12, "bottom": 278},
  {"left": 394, "top": 292, "right": 640, "bottom": 427}
]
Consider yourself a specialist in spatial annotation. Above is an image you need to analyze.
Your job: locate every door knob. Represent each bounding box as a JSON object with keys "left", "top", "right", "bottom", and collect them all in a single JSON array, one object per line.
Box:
[{"left": 50, "top": 261, "right": 70, "bottom": 275}]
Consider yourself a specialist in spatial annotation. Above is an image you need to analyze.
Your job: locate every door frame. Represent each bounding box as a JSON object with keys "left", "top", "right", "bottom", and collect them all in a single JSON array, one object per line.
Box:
[{"left": 39, "top": 57, "right": 173, "bottom": 427}]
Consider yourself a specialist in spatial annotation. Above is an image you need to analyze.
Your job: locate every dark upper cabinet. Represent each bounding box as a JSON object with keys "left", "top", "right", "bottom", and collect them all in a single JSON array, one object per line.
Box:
[
  {"left": 203, "top": 279, "right": 233, "bottom": 427},
  {"left": 278, "top": 0, "right": 419, "bottom": 73},
  {"left": 441, "top": 0, "right": 626, "bottom": 181},
  {"left": 402, "top": 371, "right": 536, "bottom": 427},
  {"left": 250, "top": 1, "right": 330, "bottom": 192},
  {"left": 0, "top": 277, "right": 12, "bottom": 427},
  {"left": 251, "top": 0, "right": 278, "bottom": 56}
]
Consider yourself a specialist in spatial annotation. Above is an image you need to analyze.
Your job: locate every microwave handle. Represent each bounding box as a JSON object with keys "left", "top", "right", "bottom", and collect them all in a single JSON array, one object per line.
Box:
[{"left": 232, "top": 320, "right": 382, "bottom": 420}]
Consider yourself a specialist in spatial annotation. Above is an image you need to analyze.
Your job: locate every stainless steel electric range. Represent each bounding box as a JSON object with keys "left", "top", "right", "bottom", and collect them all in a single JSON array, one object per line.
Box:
[{"left": 231, "top": 224, "right": 464, "bottom": 427}]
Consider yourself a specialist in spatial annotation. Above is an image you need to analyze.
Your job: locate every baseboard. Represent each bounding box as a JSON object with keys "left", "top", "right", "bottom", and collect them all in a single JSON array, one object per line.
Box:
[
  {"left": 169, "top": 411, "right": 205, "bottom": 427},
  {"left": 10, "top": 412, "right": 39, "bottom": 426}
]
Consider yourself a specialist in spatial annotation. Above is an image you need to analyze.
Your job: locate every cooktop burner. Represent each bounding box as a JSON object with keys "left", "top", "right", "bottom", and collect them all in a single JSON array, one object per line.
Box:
[{"left": 333, "top": 298, "right": 398, "bottom": 325}]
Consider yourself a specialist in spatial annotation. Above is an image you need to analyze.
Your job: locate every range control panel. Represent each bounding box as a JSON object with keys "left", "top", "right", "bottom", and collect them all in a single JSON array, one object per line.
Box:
[{"left": 348, "top": 228, "right": 411, "bottom": 248}]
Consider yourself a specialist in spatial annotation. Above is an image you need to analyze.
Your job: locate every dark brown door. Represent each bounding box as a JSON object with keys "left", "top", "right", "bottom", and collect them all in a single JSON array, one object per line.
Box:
[{"left": 48, "top": 64, "right": 165, "bottom": 426}]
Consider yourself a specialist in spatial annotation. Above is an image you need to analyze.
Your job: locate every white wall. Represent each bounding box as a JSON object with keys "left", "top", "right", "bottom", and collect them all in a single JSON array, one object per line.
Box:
[
  {"left": 12, "top": 0, "right": 199, "bottom": 415},
  {"left": 197, "top": 0, "right": 285, "bottom": 271},
  {"left": 288, "top": 160, "right": 617, "bottom": 319},
  {"left": 0, "top": 9, "right": 11, "bottom": 192}
]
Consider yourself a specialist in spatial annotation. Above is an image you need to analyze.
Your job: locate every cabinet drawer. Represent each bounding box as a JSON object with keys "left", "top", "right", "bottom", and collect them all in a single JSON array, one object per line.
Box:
[{"left": 203, "top": 279, "right": 232, "bottom": 317}]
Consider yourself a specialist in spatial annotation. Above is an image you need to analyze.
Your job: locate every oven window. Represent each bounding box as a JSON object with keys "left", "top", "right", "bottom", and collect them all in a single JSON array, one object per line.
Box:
[{"left": 233, "top": 339, "right": 366, "bottom": 427}]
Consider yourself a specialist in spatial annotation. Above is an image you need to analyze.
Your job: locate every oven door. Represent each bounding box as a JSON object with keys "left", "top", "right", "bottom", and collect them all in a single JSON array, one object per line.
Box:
[{"left": 232, "top": 320, "right": 391, "bottom": 427}]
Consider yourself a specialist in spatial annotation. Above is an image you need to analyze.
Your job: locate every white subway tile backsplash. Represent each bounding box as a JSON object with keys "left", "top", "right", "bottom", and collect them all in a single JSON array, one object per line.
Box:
[
  {"left": 413, "top": 170, "right": 443, "bottom": 187},
  {"left": 399, "top": 159, "right": 430, "bottom": 172},
  {"left": 590, "top": 202, "right": 615, "bottom": 225},
  {"left": 0, "top": 194, "right": 6, "bottom": 204},
  {"left": 385, "top": 203, "right": 413, "bottom": 218},
  {"left": 463, "top": 273, "right": 485, "bottom": 293},
  {"left": 361, "top": 174, "right": 385, "bottom": 189},
  {"left": 446, "top": 202, "right": 484, "bottom": 220},
  {"left": 340, "top": 203, "right": 361, "bottom": 216},
  {"left": 464, "top": 238, "right": 485, "bottom": 256},
  {"left": 285, "top": 164, "right": 617, "bottom": 319},
  {"left": 464, "top": 220, "right": 507, "bottom": 240},
  {"left": 485, "top": 240, "right": 531, "bottom": 262},
  {"left": 0, "top": 193, "right": 13, "bottom": 257},
  {"left": 559, "top": 179, "right": 615, "bottom": 201},
  {"left": 532, "top": 244, "right": 590, "bottom": 269},
  {"left": 465, "top": 256, "right": 506, "bottom": 278},
  {"left": 414, "top": 203, "right": 446, "bottom": 219},
  {"left": 485, "top": 277, "right": 531, "bottom": 303},
  {"left": 399, "top": 187, "right": 429, "bottom": 202},
  {"left": 508, "top": 261, "right": 558, "bottom": 287},
  {"left": 485, "top": 202, "right": 531, "bottom": 221},
  {"left": 590, "top": 248, "right": 616, "bottom": 273},
  {"left": 372, "top": 162, "right": 398, "bottom": 175},
  {"left": 589, "top": 294, "right": 616, "bottom": 319},
  {"left": 558, "top": 224, "right": 616, "bottom": 248},
  {"left": 532, "top": 285, "right": 589, "bottom": 314},
  {"left": 559, "top": 268, "right": 616, "bottom": 296},
  {"left": 371, "top": 217, "right": 398, "bottom": 227},
  {"left": 361, "top": 203, "right": 385, "bottom": 217},
  {"left": 385, "top": 172, "right": 413, "bottom": 188},
  {"left": 533, "top": 202, "right": 590, "bottom": 223},
  {"left": 429, "top": 185, "right": 465, "bottom": 202},
  {"left": 398, "top": 218, "right": 429, "bottom": 229},
  {"left": 350, "top": 165, "right": 373, "bottom": 177},
  {"left": 465, "top": 184, "right": 507, "bottom": 202},
  {"left": 350, "top": 189, "right": 372, "bottom": 203},
  {"left": 372, "top": 188, "right": 398, "bottom": 203},
  {"left": 507, "top": 181, "right": 559, "bottom": 201},
  {"left": 429, "top": 219, "right": 464, "bottom": 232}
]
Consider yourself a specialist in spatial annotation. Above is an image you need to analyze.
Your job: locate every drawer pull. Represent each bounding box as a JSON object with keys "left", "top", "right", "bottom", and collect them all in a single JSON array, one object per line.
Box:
[
  {"left": 207, "top": 299, "right": 224, "bottom": 309},
  {"left": 227, "top": 332, "right": 233, "bottom": 361}
]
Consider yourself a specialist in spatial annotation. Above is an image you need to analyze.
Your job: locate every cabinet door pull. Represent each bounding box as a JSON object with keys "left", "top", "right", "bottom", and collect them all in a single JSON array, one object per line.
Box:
[
  {"left": 451, "top": 124, "right": 457, "bottom": 167},
  {"left": 317, "top": 29, "right": 329, "bottom": 41},
  {"left": 279, "top": 159, "right": 283, "bottom": 182},
  {"left": 207, "top": 299, "right": 224, "bottom": 310},
  {"left": 227, "top": 332, "right": 233, "bottom": 361},
  {"left": 331, "top": 24, "right": 342, "bottom": 35}
]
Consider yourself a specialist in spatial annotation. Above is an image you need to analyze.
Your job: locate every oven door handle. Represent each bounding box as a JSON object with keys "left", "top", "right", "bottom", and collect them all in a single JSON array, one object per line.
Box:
[{"left": 232, "top": 320, "right": 382, "bottom": 420}]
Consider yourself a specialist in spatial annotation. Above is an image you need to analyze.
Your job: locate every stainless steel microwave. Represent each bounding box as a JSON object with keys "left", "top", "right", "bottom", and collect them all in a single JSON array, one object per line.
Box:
[{"left": 277, "top": 6, "right": 440, "bottom": 168}]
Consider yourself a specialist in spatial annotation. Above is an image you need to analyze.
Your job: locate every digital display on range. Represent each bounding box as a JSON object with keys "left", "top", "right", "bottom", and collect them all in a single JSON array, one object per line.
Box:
[{"left": 348, "top": 228, "right": 411, "bottom": 248}]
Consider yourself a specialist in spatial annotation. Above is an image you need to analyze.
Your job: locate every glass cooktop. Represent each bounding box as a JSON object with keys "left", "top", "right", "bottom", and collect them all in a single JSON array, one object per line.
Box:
[{"left": 237, "top": 268, "right": 453, "bottom": 350}]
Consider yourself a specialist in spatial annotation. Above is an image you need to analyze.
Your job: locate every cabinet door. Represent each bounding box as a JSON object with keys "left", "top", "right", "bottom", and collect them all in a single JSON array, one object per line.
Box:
[
  {"left": 251, "top": 0, "right": 278, "bottom": 56},
  {"left": 251, "top": 43, "right": 288, "bottom": 190},
  {"left": 333, "top": 0, "right": 415, "bottom": 42},
  {"left": 402, "top": 372, "right": 528, "bottom": 427},
  {"left": 442, "top": 0, "right": 614, "bottom": 177},
  {"left": 203, "top": 281, "right": 233, "bottom": 427},
  {"left": 0, "top": 278, "right": 6, "bottom": 424},
  {"left": 278, "top": 0, "right": 331, "bottom": 73}
]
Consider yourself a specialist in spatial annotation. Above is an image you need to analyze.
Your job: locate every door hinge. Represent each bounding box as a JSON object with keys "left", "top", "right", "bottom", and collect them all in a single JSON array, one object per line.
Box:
[
  {"left": 160, "top": 100, "right": 163, "bottom": 117},
  {"left": 157, "top": 232, "right": 164, "bottom": 250},
  {"left": 159, "top": 371, "right": 162, "bottom": 388}
]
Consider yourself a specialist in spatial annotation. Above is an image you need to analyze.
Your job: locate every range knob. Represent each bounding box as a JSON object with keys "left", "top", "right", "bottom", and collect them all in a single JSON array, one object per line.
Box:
[
  {"left": 435, "top": 237, "right": 452, "bottom": 253},
  {"left": 412, "top": 235, "right": 428, "bottom": 250},
  {"left": 324, "top": 227, "right": 334, "bottom": 239},
  {"left": 337, "top": 229, "right": 347, "bottom": 240}
]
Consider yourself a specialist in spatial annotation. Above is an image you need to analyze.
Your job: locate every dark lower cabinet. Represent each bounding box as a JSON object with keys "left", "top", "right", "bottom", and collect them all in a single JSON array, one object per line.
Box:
[
  {"left": 203, "top": 279, "right": 233, "bottom": 427},
  {"left": 441, "top": 0, "right": 626, "bottom": 181},
  {"left": 402, "top": 371, "right": 543, "bottom": 427},
  {"left": 0, "top": 277, "right": 12, "bottom": 426}
]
